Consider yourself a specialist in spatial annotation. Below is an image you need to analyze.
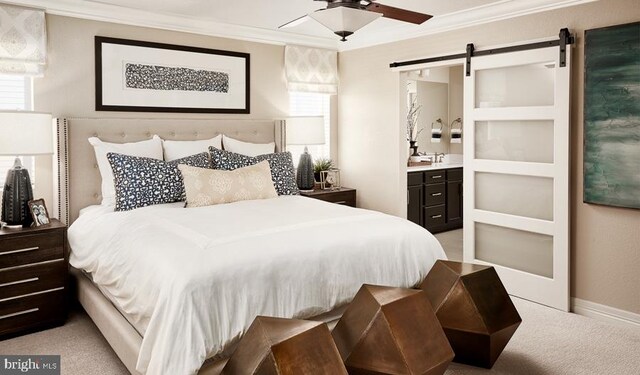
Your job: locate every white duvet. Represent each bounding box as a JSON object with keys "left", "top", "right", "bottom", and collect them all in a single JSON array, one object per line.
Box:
[{"left": 68, "top": 196, "right": 446, "bottom": 375}]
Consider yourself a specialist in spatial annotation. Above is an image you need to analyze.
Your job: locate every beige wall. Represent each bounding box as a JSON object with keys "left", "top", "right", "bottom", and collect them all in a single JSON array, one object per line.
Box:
[
  {"left": 338, "top": 0, "right": 640, "bottom": 313},
  {"left": 32, "top": 15, "right": 291, "bottom": 206}
]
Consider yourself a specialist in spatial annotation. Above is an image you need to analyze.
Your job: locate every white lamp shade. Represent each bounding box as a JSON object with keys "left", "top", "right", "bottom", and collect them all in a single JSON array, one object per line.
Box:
[
  {"left": 286, "top": 116, "right": 325, "bottom": 146},
  {"left": 0, "top": 111, "right": 53, "bottom": 155},
  {"left": 310, "top": 7, "right": 382, "bottom": 34}
]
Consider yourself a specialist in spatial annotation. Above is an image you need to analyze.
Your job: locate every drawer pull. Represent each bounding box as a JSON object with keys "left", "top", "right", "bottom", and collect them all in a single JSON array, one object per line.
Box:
[
  {"left": 0, "top": 277, "right": 39, "bottom": 288},
  {"left": 0, "top": 308, "right": 39, "bottom": 320},
  {"left": 431, "top": 193, "right": 442, "bottom": 196},
  {"left": 334, "top": 201, "right": 347, "bottom": 205},
  {"left": 1, "top": 246, "right": 39, "bottom": 256},
  {"left": 431, "top": 175, "right": 442, "bottom": 179},
  {"left": 431, "top": 215, "right": 443, "bottom": 219}
]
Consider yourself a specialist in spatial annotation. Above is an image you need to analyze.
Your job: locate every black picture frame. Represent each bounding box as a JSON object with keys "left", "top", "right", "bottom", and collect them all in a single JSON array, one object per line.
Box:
[
  {"left": 95, "top": 36, "right": 250, "bottom": 114},
  {"left": 28, "top": 198, "right": 50, "bottom": 227}
]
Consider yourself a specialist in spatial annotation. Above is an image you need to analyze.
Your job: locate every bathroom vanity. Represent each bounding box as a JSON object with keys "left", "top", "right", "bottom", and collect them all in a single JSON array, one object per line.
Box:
[{"left": 407, "top": 164, "right": 463, "bottom": 234}]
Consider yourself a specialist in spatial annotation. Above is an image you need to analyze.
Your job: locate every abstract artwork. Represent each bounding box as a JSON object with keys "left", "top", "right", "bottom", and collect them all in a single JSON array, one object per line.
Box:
[
  {"left": 95, "top": 36, "right": 249, "bottom": 113},
  {"left": 584, "top": 22, "right": 640, "bottom": 209}
]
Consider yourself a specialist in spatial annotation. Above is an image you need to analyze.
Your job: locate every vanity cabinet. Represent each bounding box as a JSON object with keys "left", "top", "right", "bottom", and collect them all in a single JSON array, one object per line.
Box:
[{"left": 407, "top": 167, "right": 463, "bottom": 233}]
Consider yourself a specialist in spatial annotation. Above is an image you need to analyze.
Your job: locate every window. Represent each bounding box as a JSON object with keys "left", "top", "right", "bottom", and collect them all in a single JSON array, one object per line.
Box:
[
  {"left": 0, "top": 75, "right": 35, "bottom": 191},
  {"left": 287, "top": 92, "right": 331, "bottom": 166}
]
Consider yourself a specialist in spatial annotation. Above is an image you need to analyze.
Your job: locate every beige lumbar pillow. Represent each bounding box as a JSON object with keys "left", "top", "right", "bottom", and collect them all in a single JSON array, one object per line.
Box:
[{"left": 178, "top": 161, "right": 277, "bottom": 207}]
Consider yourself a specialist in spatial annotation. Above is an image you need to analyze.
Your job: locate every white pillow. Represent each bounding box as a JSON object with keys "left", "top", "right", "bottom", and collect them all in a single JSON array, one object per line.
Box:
[
  {"left": 222, "top": 135, "right": 275, "bottom": 157},
  {"left": 88, "top": 135, "right": 163, "bottom": 206},
  {"left": 162, "top": 135, "right": 222, "bottom": 161}
]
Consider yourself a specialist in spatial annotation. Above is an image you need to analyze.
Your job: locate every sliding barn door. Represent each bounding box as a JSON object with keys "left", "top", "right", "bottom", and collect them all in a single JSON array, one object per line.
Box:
[{"left": 463, "top": 46, "right": 571, "bottom": 311}]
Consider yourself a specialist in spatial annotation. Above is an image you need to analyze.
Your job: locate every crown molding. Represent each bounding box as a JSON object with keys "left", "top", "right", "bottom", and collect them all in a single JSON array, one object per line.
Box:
[
  {"left": 338, "top": 0, "right": 598, "bottom": 51},
  {"left": 3, "top": 0, "right": 339, "bottom": 50},
  {"left": 5, "top": 0, "right": 596, "bottom": 52}
]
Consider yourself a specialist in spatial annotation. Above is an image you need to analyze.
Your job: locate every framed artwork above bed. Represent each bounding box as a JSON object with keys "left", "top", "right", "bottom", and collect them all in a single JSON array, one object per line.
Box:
[{"left": 95, "top": 36, "right": 250, "bottom": 114}]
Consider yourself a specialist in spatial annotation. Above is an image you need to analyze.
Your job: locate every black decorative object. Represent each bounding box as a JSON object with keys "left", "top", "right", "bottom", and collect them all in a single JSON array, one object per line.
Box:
[
  {"left": 409, "top": 140, "right": 419, "bottom": 156},
  {"left": 296, "top": 148, "right": 315, "bottom": 191},
  {"left": 1, "top": 158, "right": 34, "bottom": 227}
]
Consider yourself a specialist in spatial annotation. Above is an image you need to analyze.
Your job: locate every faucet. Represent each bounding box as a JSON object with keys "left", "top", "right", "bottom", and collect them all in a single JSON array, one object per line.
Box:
[{"left": 434, "top": 152, "right": 445, "bottom": 163}]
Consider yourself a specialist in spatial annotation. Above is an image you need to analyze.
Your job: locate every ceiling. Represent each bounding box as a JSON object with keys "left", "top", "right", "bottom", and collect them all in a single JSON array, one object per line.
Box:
[{"left": 11, "top": 0, "right": 597, "bottom": 50}]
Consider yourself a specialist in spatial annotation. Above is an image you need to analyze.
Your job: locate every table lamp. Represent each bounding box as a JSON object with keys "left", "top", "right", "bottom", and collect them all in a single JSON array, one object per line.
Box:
[
  {"left": 0, "top": 111, "right": 53, "bottom": 227},
  {"left": 286, "top": 116, "right": 325, "bottom": 191}
]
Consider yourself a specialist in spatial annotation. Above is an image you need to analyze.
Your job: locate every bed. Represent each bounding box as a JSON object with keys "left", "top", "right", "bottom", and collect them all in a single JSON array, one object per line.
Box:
[{"left": 54, "top": 118, "right": 446, "bottom": 375}]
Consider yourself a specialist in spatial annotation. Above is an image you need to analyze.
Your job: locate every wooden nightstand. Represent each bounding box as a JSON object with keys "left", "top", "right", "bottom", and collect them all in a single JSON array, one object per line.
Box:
[
  {"left": 300, "top": 187, "right": 356, "bottom": 207},
  {"left": 0, "top": 219, "right": 68, "bottom": 339}
]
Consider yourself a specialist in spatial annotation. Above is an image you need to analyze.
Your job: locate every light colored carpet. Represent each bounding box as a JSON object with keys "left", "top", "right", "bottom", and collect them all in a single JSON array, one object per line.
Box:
[
  {"left": 2, "top": 298, "right": 639, "bottom": 374},
  {"left": 436, "top": 228, "right": 463, "bottom": 261}
]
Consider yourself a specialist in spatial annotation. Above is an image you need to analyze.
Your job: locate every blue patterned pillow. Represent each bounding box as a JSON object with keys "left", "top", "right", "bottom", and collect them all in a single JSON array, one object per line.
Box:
[
  {"left": 209, "top": 147, "right": 299, "bottom": 196},
  {"left": 107, "top": 152, "right": 211, "bottom": 211}
]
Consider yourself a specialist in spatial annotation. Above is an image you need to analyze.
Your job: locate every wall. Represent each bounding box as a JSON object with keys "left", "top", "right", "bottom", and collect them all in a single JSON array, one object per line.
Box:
[
  {"left": 32, "top": 15, "right": 293, "bottom": 206},
  {"left": 338, "top": 0, "right": 640, "bottom": 314}
]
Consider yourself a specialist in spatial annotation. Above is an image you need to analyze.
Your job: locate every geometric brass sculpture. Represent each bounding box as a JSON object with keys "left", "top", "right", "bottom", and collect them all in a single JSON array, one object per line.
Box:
[
  {"left": 221, "top": 316, "right": 348, "bottom": 375},
  {"left": 332, "top": 284, "right": 454, "bottom": 375},
  {"left": 418, "top": 260, "right": 522, "bottom": 368}
]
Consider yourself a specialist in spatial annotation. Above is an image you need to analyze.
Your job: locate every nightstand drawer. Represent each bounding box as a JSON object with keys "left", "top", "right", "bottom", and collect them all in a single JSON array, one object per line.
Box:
[
  {"left": 0, "top": 289, "right": 66, "bottom": 337},
  {"left": 424, "top": 183, "right": 446, "bottom": 206},
  {"left": 0, "top": 260, "right": 66, "bottom": 300},
  {"left": 308, "top": 190, "right": 356, "bottom": 207},
  {"left": 424, "top": 170, "right": 446, "bottom": 184},
  {"left": 0, "top": 232, "right": 64, "bottom": 269},
  {"left": 424, "top": 205, "right": 446, "bottom": 228}
]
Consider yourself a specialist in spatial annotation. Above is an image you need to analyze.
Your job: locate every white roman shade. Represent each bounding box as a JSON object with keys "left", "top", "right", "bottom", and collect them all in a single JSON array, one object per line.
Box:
[
  {"left": 0, "top": 3, "right": 47, "bottom": 76},
  {"left": 285, "top": 45, "right": 338, "bottom": 94}
]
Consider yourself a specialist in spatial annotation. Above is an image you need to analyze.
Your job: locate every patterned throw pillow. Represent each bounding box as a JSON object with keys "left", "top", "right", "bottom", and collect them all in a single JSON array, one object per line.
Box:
[
  {"left": 107, "top": 152, "right": 211, "bottom": 211},
  {"left": 209, "top": 147, "right": 299, "bottom": 196},
  {"left": 179, "top": 161, "right": 278, "bottom": 207}
]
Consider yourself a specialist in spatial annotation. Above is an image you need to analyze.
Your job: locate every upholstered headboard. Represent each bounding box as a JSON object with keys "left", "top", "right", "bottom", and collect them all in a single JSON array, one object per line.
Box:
[{"left": 54, "top": 118, "right": 284, "bottom": 224}]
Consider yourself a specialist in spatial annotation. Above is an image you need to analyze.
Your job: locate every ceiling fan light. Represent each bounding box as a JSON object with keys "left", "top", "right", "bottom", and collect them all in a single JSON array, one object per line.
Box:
[{"left": 310, "top": 7, "right": 382, "bottom": 39}]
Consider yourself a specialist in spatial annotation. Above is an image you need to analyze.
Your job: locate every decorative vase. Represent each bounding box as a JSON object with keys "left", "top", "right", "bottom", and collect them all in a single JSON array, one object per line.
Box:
[
  {"left": 409, "top": 140, "right": 419, "bottom": 157},
  {"left": 296, "top": 149, "right": 315, "bottom": 191},
  {"left": 1, "top": 159, "right": 34, "bottom": 227}
]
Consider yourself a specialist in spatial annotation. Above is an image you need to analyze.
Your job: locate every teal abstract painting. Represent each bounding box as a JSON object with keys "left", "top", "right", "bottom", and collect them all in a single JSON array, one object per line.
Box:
[{"left": 584, "top": 22, "right": 640, "bottom": 209}]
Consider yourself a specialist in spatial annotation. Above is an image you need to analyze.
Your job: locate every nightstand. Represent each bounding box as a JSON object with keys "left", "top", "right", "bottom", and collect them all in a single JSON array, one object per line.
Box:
[
  {"left": 300, "top": 187, "right": 356, "bottom": 207},
  {"left": 0, "top": 219, "right": 68, "bottom": 339}
]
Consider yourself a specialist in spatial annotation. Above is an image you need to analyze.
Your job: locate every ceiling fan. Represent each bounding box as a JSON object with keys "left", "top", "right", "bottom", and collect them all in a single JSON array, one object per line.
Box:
[{"left": 279, "top": 0, "right": 433, "bottom": 41}]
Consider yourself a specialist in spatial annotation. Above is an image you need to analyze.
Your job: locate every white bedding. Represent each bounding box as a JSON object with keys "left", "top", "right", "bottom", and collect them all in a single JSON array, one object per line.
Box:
[{"left": 68, "top": 196, "right": 446, "bottom": 375}]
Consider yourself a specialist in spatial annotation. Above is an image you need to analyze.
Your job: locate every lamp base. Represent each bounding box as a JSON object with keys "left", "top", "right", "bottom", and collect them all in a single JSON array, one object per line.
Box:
[
  {"left": 1, "top": 158, "right": 34, "bottom": 227},
  {"left": 296, "top": 149, "right": 315, "bottom": 191}
]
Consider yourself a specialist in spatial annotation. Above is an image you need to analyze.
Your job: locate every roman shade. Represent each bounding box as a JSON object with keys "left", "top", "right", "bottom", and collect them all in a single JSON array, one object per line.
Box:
[
  {"left": 285, "top": 45, "right": 338, "bottom": 94},
  {"left": 0, "top": 4, "right": 47, "bottom": 76}
]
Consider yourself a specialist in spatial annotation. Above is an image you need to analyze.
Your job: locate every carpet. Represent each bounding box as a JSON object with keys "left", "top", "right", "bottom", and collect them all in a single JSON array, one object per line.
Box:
[{"left": 1, "top": 297, "right": 639, "bottom": 374}]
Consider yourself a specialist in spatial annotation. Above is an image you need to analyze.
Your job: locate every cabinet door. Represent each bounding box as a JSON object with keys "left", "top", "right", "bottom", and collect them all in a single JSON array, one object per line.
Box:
[
  {"left": 407, "top": 185, "right": 422, "bottom": 225},
  {"left": 447, "top": 180, "right": 463, "bottom": 224}
]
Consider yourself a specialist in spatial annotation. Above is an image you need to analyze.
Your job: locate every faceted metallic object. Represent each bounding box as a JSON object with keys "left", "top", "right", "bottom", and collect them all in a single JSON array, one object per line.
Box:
[
  {"left": 418, "top": 260, "right": 522, "bottom": 368},
  {"left": 332, "top": 284, "right": 454, "bottom": 375},
  {"left": 1, "top": 158, "right": 33, "bottom": 227},
  {"left": 296, "top": 147, "right": 315, "bottom": 191},
  {"left": 222, "top": 316, "right": 347, "bottom": 375}
]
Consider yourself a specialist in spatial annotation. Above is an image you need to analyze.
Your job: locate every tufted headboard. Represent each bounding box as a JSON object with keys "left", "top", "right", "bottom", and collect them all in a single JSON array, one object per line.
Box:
[{"left": 53, "top": 118, "right": 284, "bottom": 224}]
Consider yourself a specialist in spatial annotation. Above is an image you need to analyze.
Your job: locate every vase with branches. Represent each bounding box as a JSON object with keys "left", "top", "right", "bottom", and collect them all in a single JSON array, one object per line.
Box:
[{"left": 407, "top": 97, "right": 423, "bottom": 157}]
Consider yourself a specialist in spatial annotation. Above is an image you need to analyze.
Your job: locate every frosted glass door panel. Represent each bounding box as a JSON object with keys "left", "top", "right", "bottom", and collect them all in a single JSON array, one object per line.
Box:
[
  {"left": 475, "top": 223, "right": 553, "bottom": 278},
  {"left": 475, "top": 121, "right": 554, "bottom": 163},
  {"left": 476, "top": 63, "right": 555, "bottom": 108},
  {"left": 475, "top": 173, "right": 553, "bottom": 220}
]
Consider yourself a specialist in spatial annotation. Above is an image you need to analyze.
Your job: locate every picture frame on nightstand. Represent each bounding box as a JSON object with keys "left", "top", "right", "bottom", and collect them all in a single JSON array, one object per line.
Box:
[
  {"left": 28, "top": 198, "right": 50, "bottom": 227},
  {"left": 320, "top": 168, "right": 341, "bottom": 190}
]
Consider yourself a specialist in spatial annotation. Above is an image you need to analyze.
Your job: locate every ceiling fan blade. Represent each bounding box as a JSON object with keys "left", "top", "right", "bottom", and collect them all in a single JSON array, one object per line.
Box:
[
  {"left": 279, "top": 14, "right": 310, "bottom": 29},
  {"left": 365, "top": 3, "right": 432, "bottom": 24}
]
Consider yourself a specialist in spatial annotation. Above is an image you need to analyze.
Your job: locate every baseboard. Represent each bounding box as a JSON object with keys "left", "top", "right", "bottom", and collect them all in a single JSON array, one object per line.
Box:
[{"left": 571, "top": 298, "right": 640, "bottom": 330}]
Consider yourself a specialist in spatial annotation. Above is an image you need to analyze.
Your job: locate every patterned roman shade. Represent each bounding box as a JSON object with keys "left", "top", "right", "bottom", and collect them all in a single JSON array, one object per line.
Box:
[
  {"left": 285, "top": 45, "right": 338, "bottom": 94},
  {"left": 0, "top": 4, "right": 47, "bottom": 76}
]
